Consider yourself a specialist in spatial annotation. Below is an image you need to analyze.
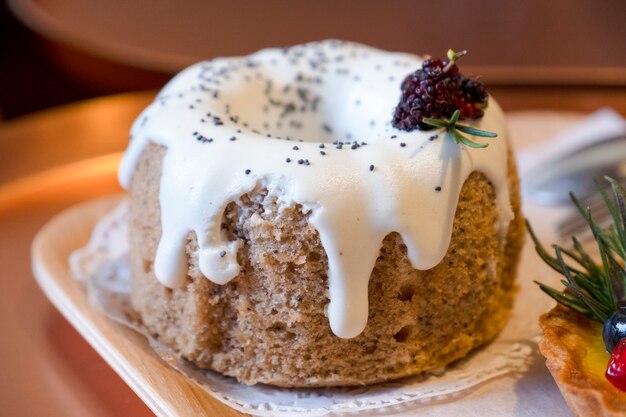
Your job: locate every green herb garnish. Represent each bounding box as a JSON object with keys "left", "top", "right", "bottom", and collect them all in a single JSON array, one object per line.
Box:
[
  {"left": 422, "top": 109, "right": 497, "bottom": 149},
  {"left": 530, "top": 177, "right": 626, "bottom": 323}
]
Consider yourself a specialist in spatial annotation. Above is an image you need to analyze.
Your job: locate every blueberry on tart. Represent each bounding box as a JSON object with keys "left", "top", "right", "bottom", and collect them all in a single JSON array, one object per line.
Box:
[{"left": 530, "top": 177, "right": 626, "bottom": 416}]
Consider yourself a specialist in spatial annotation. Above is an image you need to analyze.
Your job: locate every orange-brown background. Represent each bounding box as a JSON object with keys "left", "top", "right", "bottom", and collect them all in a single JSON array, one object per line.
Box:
[
  {"left": 1, "top": 0, "right": 625, "bottom": 119},
  {"left": 0, "top": 2, "right": 625, "bottom": 417}
]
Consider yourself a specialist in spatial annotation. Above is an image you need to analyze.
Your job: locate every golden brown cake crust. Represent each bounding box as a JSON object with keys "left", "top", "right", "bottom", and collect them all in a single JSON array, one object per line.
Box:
[
  {"left": 128, "top": 142, "right": 524, "bottom": 387},
  {"left": 539, "top": 306, "right": 626, "bottom": 417}
]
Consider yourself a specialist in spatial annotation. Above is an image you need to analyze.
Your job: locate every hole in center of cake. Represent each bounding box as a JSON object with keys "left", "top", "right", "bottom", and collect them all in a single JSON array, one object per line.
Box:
[{"left": 221, "top": 68, "right": 394, "bottom": 144}]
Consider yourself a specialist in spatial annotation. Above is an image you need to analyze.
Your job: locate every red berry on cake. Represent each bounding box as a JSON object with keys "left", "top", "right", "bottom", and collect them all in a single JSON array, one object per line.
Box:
[
  {"left": 392, "top": 49, "right": 488, "bottom": 131},
  {"left": 456, "top": 76, "right": 488, "bottom": 119}
]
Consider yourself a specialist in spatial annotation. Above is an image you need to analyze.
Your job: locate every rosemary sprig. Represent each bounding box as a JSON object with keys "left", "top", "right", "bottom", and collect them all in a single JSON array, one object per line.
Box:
[
  {"left": 422, "top": 109, "right": 497, "bottom": 149},
  {"left": 531, "top": 177, "right": 626, "bottom": 323}
]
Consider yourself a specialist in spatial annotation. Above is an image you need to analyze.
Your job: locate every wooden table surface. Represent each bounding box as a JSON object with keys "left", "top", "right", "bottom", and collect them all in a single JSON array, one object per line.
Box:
[
  {"left": 0, "top": 87, "right": 623, "bottom": 417},
  {"left": 0, "top": 93, "right": 155, "bottom": 417}
]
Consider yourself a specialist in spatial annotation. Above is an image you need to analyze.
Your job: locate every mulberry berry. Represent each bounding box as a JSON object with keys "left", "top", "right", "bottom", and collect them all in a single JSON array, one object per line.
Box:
[{"left": 392, "top": 50, "right": 488, "bottom": 131}]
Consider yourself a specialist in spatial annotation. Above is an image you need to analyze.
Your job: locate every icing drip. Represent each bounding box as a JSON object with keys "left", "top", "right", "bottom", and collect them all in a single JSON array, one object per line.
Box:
[{"left": 119, "top": 40, "right": 513, "bottom": 339}]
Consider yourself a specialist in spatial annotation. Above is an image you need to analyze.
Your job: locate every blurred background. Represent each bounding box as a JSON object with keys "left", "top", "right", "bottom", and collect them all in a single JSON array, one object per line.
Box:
[
  {"left": 1, "top": 0, "right": 625, "bottom": 119},
  {"left": 0, "top": 2, "right": 625, "bottom": 416}
]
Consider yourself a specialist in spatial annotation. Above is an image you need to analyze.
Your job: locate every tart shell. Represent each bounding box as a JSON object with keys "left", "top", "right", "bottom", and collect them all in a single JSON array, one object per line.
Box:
[{"left": 539, "top": 305, "right": 626, "bottom": 416}]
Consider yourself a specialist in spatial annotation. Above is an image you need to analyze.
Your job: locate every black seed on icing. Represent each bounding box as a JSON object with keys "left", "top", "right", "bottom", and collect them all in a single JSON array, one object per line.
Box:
[
  {"left": 189, "top": 105, "right": 195, "bottom": 109},
  {"left": 311, "top": 97, "right": 320, "bottom": 111},
  {"left": 266, "top": 134, "right": 271, "bottom": 137},
  {"left": 400, "top": 142, "right": 407, "bottom": 147},
  {"left": 390, "top": 135, "right": 397, "bottom": 139},
  {"left": 435, "top": 186, "right": 442, "bottom": 192},
  {"left": 298, "top": 159, "right": 304, "bottom": 164},
  {"left": 429, "top": 134, "right": 439, "bottom": 141},
  {"left": 297, "top": 88, "right": 308, "bottom": 102},
  {"left": 322, "top": 124, "right": 332, "bottom": 133},
  {"left": 320, "top": 151, "right": 326, "bottom": 155},
  {"left": 193, "top": 131, "right": 198, "bottom": 136},
  {"left": 293, "top": 146, "right": 299, "bottom": 150},
  {"left": 351, "top": 144, "right": 358, "bottom": 150},
  {"left": 196, "top": 134, "right": 213, "bottom": 143},
  {"left": 336, "top": 143, "right": 343, "bottom": 149},
  {"left": 369, "top": 164, "right": 375, "bottom": 171},
  {"left": 237, "top": 129, "right": 242, "bottom": 133},
  {"left": 319, "top": 144, "right": 325, "bottom": 149},
  {"left": 304, "top": 159, "right": 310, "bottom": 166},
  {"left": 201, "top": 118, "right": 206, "bottom": 123},
  {"left": 230, "top": 136, "right": 237, "bottom": 141},
  {"left": 220, "top": 251, "right": 226, "bottom": 258},
  {"left": 245, "top": 169, "right": 251, "bottom": 175},
  {"left": 286, "top": 158, "right": 292, "bottom": 163}
]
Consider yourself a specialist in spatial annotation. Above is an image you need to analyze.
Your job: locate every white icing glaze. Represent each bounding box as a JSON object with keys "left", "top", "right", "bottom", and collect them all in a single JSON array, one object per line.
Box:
[{"left": 119, "top": 40, "right": 513, "bottom": 339}]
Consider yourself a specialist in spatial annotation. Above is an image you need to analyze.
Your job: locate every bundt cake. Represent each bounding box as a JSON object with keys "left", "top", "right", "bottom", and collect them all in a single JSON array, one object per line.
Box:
[{"left": 118, "top": 40, "right": 524, "bottom": 387}]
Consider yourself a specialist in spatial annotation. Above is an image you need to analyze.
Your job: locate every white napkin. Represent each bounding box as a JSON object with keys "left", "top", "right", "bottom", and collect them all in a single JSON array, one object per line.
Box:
[{"left": 517, "top": 108, "right": 626, "bottom": 178}]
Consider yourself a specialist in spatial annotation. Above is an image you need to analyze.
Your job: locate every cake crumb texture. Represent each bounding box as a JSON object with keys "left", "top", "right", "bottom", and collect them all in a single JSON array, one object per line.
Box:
[{"left": 128, "top": 142, "right": 524, "bottom": 387}]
